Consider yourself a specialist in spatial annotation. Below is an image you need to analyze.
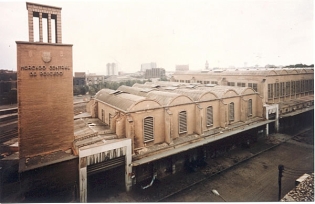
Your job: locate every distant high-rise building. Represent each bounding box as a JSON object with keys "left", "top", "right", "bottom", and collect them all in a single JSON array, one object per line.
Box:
[
  {"left": 141, "top": 62, "right": 157, "bottom": 72},
  {"left": 145, "top": 68, "right": 165, "bottom": 79},
  {"left": 106, "top": 63, "right": 111, "bottom": 75},
  {"left": 175, "top": 64, "right": 189, "bottom": 71},
  {"left": 205, "top": 61, "right": 209, "bottom": 70},
  {"left": 106, "top": 62, "right": 117, "bottom": 75}
]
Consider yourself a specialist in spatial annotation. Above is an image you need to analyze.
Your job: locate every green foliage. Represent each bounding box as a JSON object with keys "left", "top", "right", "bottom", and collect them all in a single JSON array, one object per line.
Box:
[
  {"left": 85, "top": 79, "right": 147, "bottom": 95},
  {"left": 284, "top": 64, "right": 314, "bottom": 68},
  {"left": 73, "top": 85, "right": 89, "bottom": 95},
  {"left": 160, "top": 76, "right": 168, "bottom": 81}
]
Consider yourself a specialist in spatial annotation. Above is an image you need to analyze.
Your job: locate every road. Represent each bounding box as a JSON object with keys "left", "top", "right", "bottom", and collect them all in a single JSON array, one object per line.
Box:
[{"left": 162, "top": 139, "right": 314, "bottom": 202}]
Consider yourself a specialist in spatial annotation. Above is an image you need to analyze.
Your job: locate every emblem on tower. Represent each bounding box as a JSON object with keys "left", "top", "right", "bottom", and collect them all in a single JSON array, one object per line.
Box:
[{"left": 42, "top": 51, "right": 52, "bottom": 63}]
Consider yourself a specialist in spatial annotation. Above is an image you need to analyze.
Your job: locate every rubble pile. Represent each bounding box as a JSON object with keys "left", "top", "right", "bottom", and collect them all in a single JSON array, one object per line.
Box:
[{"left": 281, "top": 173, "right": 314, "bottom": 202}]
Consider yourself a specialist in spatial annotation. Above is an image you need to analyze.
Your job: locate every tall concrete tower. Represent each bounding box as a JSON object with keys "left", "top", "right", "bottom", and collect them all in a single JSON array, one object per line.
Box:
[{"left": 16, "top": 2, "right": 74, "bottom": 163}]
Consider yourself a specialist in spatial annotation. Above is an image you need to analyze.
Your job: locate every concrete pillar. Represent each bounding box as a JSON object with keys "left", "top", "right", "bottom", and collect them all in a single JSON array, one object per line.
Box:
[
  {"left": 275, "top": 104, "right": 279, "bottom": 133},
  {"left": 265, "top": 108, "right": 269, "bottom": 136},
  {"left": 48, "top": 13, "right": 52, "bottom": 43},
  {"left": 125, "top": 144, "right": 133, "bottom": 192},
  {"left": 56, "top": 11, "right": 62, "bottom": 43},
  {"left": 28, "top": 10, "right": 34, "bottom": 42},
  {"left": 164, "top": 109, "right": 173, "bottom": 144},
  {"left": 39, "top": 12, "right": 43, "bottom": 42},
  {"left": 195, "top": 104, "right": 203, "bottom": 135},
  {"left": 79, "top": 165, "right": 87, "bottom": 203},
  {"left": 171, "top": 156, "right": 176, "bottom": 174}
]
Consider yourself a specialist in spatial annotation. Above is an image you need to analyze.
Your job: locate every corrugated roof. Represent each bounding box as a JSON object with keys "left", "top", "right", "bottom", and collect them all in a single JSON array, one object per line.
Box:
[
  {"left": 172, "top": 89, "right": 218, "bottom": 101},
  {"left": 146, "top": 91, "right": 192, "bottom": 106},
  {"left": 173, "top": 68, "right": 314, "bottom": 76},
  {"left": 197, "top": 86, "right": 240, "bottom": 98},
  {"left": 117, "top": 85, "right": 154, "bottom": 97},
  {"left": 95, "top": 89, "right": 149, "bottom": 111},
  {"left": 118, "top": 85, "right": 193, "bottom": 106}
]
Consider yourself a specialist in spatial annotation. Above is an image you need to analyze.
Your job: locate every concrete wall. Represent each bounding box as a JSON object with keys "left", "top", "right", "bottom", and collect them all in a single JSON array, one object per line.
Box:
[
  {"left": 20, "top": 158, "right": 78, "bottom": 202},
  {"left": 93, "top": 87, "right": 264, "bottom": 153},
  {"left": 172, "top": 70, "right": 314, "bottom": 104},
  {"left": 17, "top": 42, "right": 74, "bottom": 158}
]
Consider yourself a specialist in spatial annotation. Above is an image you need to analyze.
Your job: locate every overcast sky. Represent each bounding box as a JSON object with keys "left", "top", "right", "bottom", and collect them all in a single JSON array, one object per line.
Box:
[{"left": 0, "top": 0, "right": 313, "bottom": 74}]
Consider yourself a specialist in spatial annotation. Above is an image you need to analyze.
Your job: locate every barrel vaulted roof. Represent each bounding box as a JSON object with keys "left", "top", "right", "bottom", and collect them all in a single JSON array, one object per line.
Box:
[
  {"left": 117, "top": 85, "right": 154, "bottom": 97},
  {"left": 146, "top": 91, "right": 193, "bottom": 106},
  {"left": 173, "top": 68, "right": 314, "bottom": 77},
  {"left": 95, "top": 89, "right": 160, "bottom": 112},
  {"left": 172, "top": 89, "right": 218, "bottom": 101}
]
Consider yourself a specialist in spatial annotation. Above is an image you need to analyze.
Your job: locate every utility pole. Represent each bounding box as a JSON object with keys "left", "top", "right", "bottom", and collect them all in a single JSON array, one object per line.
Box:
[{"left": 278, "top": 164, "right": 284, "bottom": 201}]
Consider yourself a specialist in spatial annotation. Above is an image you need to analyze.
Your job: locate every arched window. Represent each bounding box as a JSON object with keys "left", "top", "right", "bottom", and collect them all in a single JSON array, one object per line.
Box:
[
  {"left": 248, "top": 99, "right": 252, "bottom": 116},
  {"left": 143, "top": 117, "right": 154, "bottom": 142},
  {"left": 206, "top": 106, "right": 213, "bottom": 127},
  {"left": 179, "top": 111, "right": 187, "bottom": 134},
  {"left": 229, "top": 102, "right": 234, "bottom": 121}
]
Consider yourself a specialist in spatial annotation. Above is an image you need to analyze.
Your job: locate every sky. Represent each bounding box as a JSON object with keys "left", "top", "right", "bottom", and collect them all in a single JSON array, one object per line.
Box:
[{"left": 0, "top": 0, "right": 313, "bottom": 74}]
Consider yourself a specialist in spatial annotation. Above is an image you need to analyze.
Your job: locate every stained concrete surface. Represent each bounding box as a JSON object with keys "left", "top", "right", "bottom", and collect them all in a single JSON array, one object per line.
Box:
[{"left": 90, "top": 130, "right": 313, "bottom": 202}]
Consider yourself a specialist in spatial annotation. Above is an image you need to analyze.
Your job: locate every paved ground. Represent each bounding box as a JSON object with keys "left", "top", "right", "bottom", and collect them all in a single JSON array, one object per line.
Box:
[{"left": 90, "top": 130, "right": 314, "bottom": 202}]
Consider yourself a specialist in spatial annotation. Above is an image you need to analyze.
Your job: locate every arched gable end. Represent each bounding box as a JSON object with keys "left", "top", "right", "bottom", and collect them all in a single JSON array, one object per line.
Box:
[
  {"left": 241, "top": 87, "right": 256, "bottom": 95},
  {"left": 129, "top": 100, "right": 162, "bottom": 111},
  {"left": 169, "top": 95, "right": 194, "bottom": 106},
  {"left": 222, "top": 89, "right": 239, "bottom": 98},
  {"left": 199, "top": 92, "right": 218, "bottom": 101}
]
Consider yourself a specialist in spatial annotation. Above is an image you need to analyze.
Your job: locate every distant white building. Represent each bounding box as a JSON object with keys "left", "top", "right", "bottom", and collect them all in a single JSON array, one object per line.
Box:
[
  {"left": 175, "top": 64, "right": 189, "bottom": 71},
  {"left": 106, "top": 63, "right": 118, "bottom": 75},
  {"left": 141, "top": 62, "right": 157, "bottom": 72},
  {"left": 86, "top": 73, "right": 106, "bottom": 85}
]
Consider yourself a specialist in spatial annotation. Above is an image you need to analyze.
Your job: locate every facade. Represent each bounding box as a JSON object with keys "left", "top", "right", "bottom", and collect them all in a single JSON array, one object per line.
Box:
[
  {"left": 0, "top": 70, "right": 17, "bottom": 105},
  {"left": 10, "top": 3, "right": 78, "bottom": 202},
  {"left": 170, "top": 68, "right": 314, "bottom": 117},
  {"left": 86, "top": 73, "right": 105, "bottom": 85},
  {"left": 175, "top": 64, "right": 189, "bottom": 71},
  {"left": 5, "top": 2, "right": 313, "bottom": 203},
  {"left": 73, "top": 72, "right": 86, "bottom": 86},
  {"left": 144, "top": 68, "right": 166, "bottom": 79},
  {"left": 17, "top": 2, "right": 74, "bottom": 159},
  {"left": 141, "top": 62, "right": 157, "bottom": 72},
  {"left": 106, "top": 62, "right": 117, "bottom": 75},
  {"left": 85, "top": 81, "right": 271, "bottom": 197}
]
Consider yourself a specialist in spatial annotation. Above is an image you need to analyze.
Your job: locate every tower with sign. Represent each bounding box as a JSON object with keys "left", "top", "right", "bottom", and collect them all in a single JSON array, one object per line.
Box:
[{"left": 16, "top": 2, "right": 74, "bottom": 161}]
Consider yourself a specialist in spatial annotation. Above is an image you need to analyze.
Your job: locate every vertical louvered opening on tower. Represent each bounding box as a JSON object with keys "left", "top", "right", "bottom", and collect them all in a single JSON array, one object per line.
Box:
[
  {"left": 143, "top": 116, "right": 154, "bottom": 142},
  {"left": 179, "top": 111, "right": 187, "bottom": 134}
]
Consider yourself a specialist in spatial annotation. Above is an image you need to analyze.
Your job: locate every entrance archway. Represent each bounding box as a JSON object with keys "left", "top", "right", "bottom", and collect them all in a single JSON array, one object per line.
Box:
[{"left": 78, "top": 139, "right": 132, "bottom": 202}]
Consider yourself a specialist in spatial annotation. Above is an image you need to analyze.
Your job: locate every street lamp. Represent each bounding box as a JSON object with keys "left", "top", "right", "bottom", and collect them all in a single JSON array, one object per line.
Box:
[{"left": 212, "top": 189, "right": 227, "bottom": 202}]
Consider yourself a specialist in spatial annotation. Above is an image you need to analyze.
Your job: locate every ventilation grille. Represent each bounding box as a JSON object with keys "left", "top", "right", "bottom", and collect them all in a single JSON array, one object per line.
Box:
[
  {"left": 144, "top": 117, "right": 154, "bottom": 142},
  {"left": 179, "top": 111, "right": 187, "bottom": 133}
]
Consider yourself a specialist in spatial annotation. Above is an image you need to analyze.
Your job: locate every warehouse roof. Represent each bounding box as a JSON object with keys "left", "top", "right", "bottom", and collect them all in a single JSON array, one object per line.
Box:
[
  {"left": 172, "top": 89, "right": 218, "bottom": 101},
  {"left": 95, "top": 89, "right": 160, "bottom": 111},
  {"left": 117, "top": 85, "right": 154, "bottom": 97},
  {"left": 173, "top": 68, "right": 313, "bottom": 76},
  {"left": 146, "top": 90, "right": 193, "bottom": 106}
]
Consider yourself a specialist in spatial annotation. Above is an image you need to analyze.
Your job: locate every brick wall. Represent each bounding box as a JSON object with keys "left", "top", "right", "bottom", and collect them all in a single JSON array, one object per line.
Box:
[{"left": 17, "top": 42, "right": 74, "bottom": 158}]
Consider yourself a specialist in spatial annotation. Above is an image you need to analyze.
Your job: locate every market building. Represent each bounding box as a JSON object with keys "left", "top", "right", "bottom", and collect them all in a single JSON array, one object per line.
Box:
[{"left": 2, "top": 2, "right": 313, "bottom": 203}]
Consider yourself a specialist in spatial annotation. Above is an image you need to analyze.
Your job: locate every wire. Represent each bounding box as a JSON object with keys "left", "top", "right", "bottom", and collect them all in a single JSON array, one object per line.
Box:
[{"left": 283, "top": 170, "right": 306, "bottom": 175}]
